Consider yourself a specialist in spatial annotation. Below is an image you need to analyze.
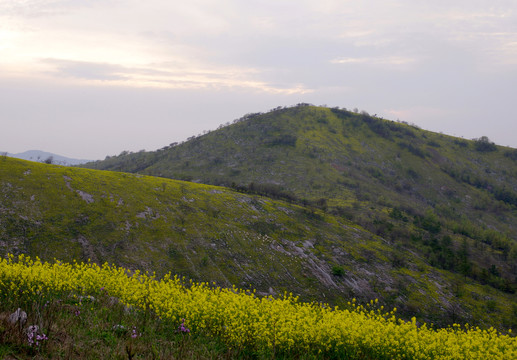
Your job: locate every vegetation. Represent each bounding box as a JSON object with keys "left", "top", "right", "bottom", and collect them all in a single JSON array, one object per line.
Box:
[
  {"left": 473, "top": 136, "right": 498, "bottom": 152},
  {"left": 1, "top": 255, "right": 515, "bottom": 359},
  {"left": 81, "top": 105, "right": 517, "bottom": 308},
  {"left": 3, "top": 104, "right": 517, "bottom": 353},
  {"left": 2, "top": 156, "right": 517, "bottom": 331}
]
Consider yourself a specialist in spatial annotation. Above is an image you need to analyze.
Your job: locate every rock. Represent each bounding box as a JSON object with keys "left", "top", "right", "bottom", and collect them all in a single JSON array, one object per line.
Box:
[
  {"left": 76, "top": 190, "right": 94, "bottom": 203},
  {"left": 8, "top": 308, "right": 27, "bottom": 326}
]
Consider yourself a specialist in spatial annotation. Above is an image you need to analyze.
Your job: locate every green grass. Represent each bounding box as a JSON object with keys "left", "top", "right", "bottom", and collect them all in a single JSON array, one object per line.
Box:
[{"left": 0, "top": 289, "right": 264, "bottom": 359}]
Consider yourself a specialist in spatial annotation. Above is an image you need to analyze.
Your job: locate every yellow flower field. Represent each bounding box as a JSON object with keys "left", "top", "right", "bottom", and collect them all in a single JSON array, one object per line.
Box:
[{"left": 1, "top": 254, "right": 515, "bottom": 359}]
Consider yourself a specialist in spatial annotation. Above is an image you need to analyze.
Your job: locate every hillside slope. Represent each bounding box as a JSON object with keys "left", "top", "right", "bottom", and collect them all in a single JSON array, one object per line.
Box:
[
  {"left": 83, "top": 106, "right": 517, "bottom": 295},
  {"left": 0, "top": 156, "right": 515, "bottom": 330}
]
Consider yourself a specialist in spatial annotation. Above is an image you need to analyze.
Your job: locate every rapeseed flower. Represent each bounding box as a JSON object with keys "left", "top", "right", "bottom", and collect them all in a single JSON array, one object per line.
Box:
[{"left": 1, "top": 254, "right": 515, "bottom": 359}]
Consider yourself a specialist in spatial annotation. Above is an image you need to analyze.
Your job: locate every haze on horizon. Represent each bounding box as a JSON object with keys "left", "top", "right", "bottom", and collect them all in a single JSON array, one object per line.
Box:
[{"left": 1, "top": 0, "right": 516, "bottom": 160}]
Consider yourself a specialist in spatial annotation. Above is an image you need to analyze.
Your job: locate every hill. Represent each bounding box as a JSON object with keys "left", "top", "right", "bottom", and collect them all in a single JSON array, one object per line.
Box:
[
  {"left": 81, "top": 105, "right": 517, "bottom": 318},
  {"left": 2, "top": 156, "right": 516, "bottom": 330}
]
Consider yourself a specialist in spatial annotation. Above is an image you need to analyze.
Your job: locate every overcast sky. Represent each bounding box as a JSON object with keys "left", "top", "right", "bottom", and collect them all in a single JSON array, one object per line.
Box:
[{"left": 1, "top": 0, "right": 516, "bottom": 160}]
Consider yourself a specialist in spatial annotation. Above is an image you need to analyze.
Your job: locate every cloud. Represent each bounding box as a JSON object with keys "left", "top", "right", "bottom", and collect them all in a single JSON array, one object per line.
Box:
[
  {"left": 330, "top": 56, "right": 416, "bottom": 66},
  {"left": 40, "top": 58, "right": 312, "bottom": 94},
  {"left": 0, "top": 0, "right": 105, "bottom": 17},
  {"left": 42, "top": 59, "right": 128, "bottom": 81}
]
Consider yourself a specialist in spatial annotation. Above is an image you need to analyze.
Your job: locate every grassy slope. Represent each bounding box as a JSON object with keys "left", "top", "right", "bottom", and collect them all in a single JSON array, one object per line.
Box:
[
  {"left": 1, "top": 156, "right": 517, "bottom": 330},
  {"left": 0, "top": 158, "right": 389, "bottom": 306}
]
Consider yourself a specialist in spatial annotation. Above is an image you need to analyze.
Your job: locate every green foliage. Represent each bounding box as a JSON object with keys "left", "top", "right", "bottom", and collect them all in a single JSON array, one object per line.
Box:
[
  {"left": 420, "top": 210, "right": 442, "bottom": 234},
  {"left": 474, "top": 136, "right": 498, "bottom": 152},
  {"left": 397, "top": 141, "right": 427, "bottom": 158},
  {"left": 389, "top": 208, "right": 408, "bottom": 222},
  {"left": 504, "top": 149, "right": 517, "bottom": 161},
  {"left": 266, "top": 134, "right": 297, "bottom": 147},
  {"left": 331, "top": 265, "right": 345, "bottom": 276},
  {"left": 454, "top": 139, "right": 469, "bottom": 147}
]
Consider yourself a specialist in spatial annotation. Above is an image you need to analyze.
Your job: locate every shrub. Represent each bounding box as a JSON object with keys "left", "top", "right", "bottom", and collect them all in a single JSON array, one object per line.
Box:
[
  {"left": 267, "top": 134, "right": 297, "bottom": 147},
  {"left": 331, "top": 265, "right": 345, "bottom": 277},
  {"left": 504, "top": 149, "right": 517, "bottom": 161},
  {"left": 474, "top": 136, "right": 497, "bottom": 152}
]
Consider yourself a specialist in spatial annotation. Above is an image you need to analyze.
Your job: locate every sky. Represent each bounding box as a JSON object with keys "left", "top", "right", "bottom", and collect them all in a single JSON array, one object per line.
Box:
[{"left": 1, "top": 0, "right": 516, "bottom": 160}]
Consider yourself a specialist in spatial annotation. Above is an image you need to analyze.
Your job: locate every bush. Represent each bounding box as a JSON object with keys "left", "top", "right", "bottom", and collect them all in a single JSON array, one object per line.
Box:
[
  {"left": 474, "top": 136, "right": 497, "bottom": 152},
  {"left": 267, "top": 134, "right": 297, "bottom": 147},
  {"left": 331, "top": 265, "right": 345, "bottom": 277},
  {"left": 397, "top": 142, "right": 427, "bottom": 158},
  {"left": 504, "top": 149, "right": 517, "bottom": 161},
  {"left": 454, "top": 139, "right": 469, "bottom": 147}
]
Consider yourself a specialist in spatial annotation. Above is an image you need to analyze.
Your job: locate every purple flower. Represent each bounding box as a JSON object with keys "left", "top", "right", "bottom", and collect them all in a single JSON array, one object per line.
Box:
[
  {"left": 178, "top": 319, "right": 190, "bottom": 333},
  {"left": 27, "top": 325, "right": 47, "bottom": 347},
  {"left": 131, "top": 326, "right": 141, "bottom": 338}
]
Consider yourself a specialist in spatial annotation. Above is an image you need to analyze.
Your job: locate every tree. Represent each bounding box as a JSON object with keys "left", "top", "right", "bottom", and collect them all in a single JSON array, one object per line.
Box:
[
  {"left": 421, "top": 209, "right": 441, "bottom": 234},
  {"left": 44, "top": 156, "right": 53, "bottom": 164},
  {"left": 474, "top": 136, "right": 497, "bottom": 152}
]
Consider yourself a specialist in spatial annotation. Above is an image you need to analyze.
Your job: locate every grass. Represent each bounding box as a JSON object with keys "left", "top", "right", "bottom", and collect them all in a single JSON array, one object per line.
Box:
[{"left": 0, "top": 289, "right": 241, "bottom": 359}]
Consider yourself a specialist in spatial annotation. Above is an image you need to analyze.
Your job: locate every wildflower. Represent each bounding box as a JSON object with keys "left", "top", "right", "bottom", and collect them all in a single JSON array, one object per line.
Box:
[
  {"left": 27, "top": 325, "right": 37, "bottom": 346},
  {"left": 36, "top": 333, "right": 48, "bottom": 346},
  {"left": 131, "top": 326, "right": 141, "bottom": 338},
  {"left": 27, "top": 325, "right": 47, "bottom": 347},
  {"left": 178, "top": 318, "right": 190, "bottom": 333}
]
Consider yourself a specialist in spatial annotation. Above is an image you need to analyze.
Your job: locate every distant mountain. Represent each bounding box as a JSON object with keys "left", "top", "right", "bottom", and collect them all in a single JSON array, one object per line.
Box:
[{"left": 5, "top": 150, "right": 92, "bottom": 166}]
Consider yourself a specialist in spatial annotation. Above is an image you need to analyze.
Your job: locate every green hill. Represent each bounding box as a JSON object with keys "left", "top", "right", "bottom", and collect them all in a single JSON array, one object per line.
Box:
[
  {"left": 81, "top": 105, "right": 517, "bottom": 328},
  {"left": 2, "top": 105, "right": 517, "bottom": 331}
]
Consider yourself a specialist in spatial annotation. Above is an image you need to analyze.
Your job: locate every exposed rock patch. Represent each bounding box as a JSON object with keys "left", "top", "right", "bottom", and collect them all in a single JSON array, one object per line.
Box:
[{"left": 76, "top": 190, "right": 94, "bottom": 204}]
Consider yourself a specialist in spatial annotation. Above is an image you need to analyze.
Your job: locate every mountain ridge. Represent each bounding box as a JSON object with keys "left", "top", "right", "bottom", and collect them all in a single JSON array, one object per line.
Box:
[{"left": 4, "top": 149, "right": 92, "bottom": 166}]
